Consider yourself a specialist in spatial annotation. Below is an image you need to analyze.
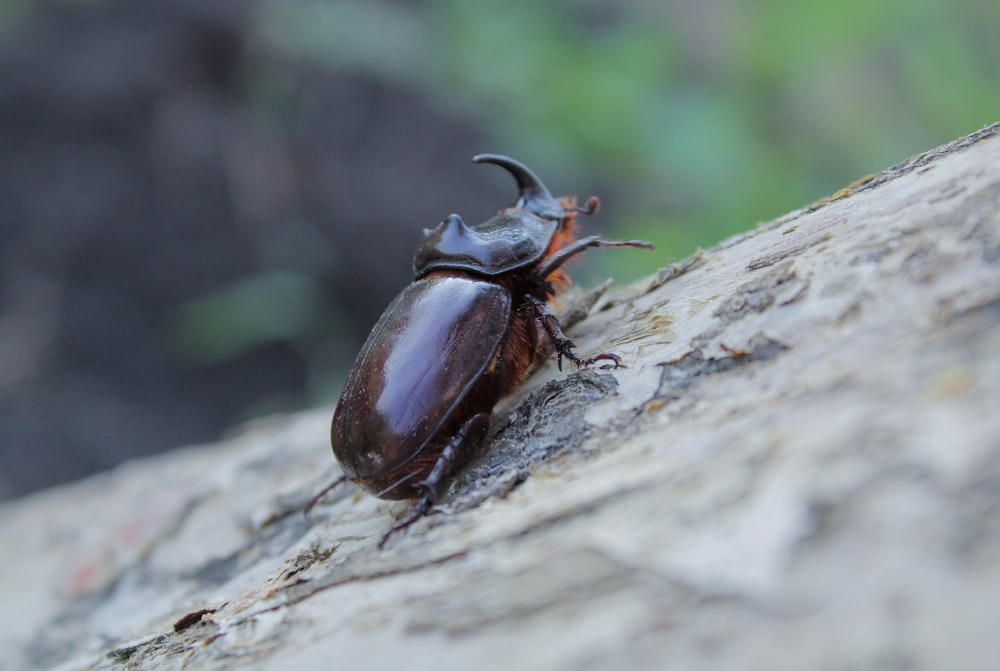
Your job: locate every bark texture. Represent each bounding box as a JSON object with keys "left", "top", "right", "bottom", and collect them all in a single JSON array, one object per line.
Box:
[{"left": 2, "top": 122, "right": 999, "bottom": 671}]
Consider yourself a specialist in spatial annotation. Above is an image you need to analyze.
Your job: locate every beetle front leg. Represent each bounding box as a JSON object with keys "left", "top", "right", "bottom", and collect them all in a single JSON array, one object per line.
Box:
[
  {"left": 535, "top": 235, "right": 654, "bottom": 279},
  {"left": 526, "top": 295, "right": 623, "bottom": 371},
  {"left": 378, "top": 412, "right": 490, "bottom": 549}
]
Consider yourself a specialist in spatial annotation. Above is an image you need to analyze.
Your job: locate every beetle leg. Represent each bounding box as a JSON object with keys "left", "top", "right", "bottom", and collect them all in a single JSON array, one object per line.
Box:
[
  {"left": 378, "top": 491, "right": 432, "bottom": 551},
  {"left": 535, "top": 235, "right": 654, "bottom": 280},
  {"left": 303, "top": 474, "right": 349, "bottom": 520},
  {"left": 378, "top": 412, "right": 490, "bottom": 549},
  {"left": 527, "top": 295, "right": 577, "bottom": 371},
  {"left": 527, "top": 295, "right": 625, "bottom": 371}
]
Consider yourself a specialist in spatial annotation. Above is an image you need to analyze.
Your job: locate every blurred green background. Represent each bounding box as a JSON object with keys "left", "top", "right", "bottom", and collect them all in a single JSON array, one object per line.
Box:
[
  {"left": 0, "top": 0, "right": 997, "bottom": 498},
  {"left": 256, "top": 0, "right": 1000, "bottom": 276}
]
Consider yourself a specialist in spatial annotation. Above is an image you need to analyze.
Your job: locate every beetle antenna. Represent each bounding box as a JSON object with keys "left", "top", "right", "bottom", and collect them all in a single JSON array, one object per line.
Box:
[
  {"left": 473, "top": 154, "right": 563, "bottom": 220},
  {"left": 567, "top": 196, "right": 600, "bottom": 216}
]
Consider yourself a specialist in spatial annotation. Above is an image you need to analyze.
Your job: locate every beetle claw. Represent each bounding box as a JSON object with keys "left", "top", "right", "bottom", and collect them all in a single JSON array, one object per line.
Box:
[
  {"left": 554, "top": 337, "right": 579, "bottom": 372},
  {"left": 577, "top": 352, "right": 623, "bottom": 369}
]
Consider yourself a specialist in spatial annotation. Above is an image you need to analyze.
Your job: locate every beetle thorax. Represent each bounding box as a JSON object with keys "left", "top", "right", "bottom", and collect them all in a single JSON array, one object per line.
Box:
[{"left": 414, "top": 210, "right": 560, "bottom": 278}]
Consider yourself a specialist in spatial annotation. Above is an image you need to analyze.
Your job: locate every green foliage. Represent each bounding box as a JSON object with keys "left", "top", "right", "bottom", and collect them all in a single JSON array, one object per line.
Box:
[
  {"left": 169, "top": 271, "right": 328, "bottom": 365},
  {"left": 20, "top": 0, "right": 991, "bottom": 393},
  {"left": 258, "top": 0, "right": 1000, "bottom": 283},
  {"left": 5, "top": 0, "right": 995, "bottom": 414}
]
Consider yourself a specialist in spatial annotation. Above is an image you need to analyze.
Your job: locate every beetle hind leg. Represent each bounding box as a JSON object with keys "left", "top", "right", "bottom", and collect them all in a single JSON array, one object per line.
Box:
[{"left": 378, "top": 412, "right": 490, "bottom": 549}]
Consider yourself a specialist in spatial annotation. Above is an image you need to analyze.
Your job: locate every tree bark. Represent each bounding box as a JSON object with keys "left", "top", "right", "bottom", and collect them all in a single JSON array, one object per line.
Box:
[{"left": 2, "top": 122, "right": 999, "bottom": 671}]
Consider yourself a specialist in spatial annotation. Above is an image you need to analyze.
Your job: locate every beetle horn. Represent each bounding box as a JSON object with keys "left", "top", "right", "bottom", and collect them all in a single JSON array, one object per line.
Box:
[{"left": 473, "top": 154, "right": 564, "bottom": 220}]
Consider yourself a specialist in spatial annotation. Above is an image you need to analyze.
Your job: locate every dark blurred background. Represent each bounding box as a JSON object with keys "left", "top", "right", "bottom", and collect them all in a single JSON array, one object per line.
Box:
[{"left": 0, "top": 0, "right": 997, "bottom": 501}]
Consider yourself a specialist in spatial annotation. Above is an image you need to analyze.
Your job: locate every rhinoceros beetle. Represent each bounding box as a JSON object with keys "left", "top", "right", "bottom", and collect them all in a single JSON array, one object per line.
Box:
[{"left": 312, "top": 154, "right": 653, "bottom": 548}]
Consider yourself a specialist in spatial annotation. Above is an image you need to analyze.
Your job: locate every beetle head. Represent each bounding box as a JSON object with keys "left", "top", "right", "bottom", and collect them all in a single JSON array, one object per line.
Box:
[{"left": 413, "top": 155, "right": 575, "bottom": 277}]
